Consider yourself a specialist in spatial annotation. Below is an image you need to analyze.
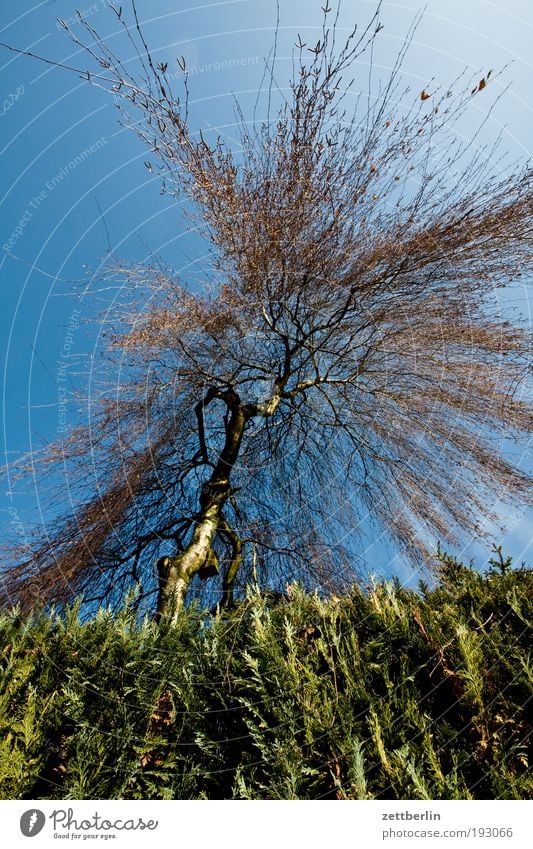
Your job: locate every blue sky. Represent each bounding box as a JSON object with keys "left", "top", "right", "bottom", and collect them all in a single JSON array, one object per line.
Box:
[{"left": 1, "top": 0, "right": 532, "bottom": 584}]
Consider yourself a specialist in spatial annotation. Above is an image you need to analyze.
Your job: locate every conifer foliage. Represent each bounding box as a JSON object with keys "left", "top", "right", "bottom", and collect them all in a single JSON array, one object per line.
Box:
[{"left": 0, "top": 556, "right": 530, "bottom": 800}]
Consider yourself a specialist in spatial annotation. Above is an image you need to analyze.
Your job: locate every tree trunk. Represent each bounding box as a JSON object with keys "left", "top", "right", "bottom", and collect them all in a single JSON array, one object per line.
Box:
[{"left": 156, "top": 391, "right": 247, "bottom": 623}]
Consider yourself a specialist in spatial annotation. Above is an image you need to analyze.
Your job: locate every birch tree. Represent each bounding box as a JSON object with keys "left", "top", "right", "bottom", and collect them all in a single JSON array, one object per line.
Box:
[{"left": 2, "top": 2, "right": 532, "bottom": 622}]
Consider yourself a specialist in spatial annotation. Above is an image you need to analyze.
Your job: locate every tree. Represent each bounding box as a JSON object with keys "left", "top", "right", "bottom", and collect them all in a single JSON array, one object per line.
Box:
[{"left": 1, "top": 2, "right": 532, "bottom": 622}]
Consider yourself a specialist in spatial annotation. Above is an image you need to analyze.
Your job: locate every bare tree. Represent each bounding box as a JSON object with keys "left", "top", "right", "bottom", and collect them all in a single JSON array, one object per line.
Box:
[{"left": 1, "top": 2, "right": 532, "bottom": 622}]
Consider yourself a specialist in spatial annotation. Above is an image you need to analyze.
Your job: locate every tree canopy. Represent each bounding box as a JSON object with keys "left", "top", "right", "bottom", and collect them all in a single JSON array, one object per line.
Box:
[{"left": 2, "top": 2, "right": 532, "bottom": 620}]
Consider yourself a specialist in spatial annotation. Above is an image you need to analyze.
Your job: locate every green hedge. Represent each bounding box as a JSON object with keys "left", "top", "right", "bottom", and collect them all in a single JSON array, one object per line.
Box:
[{"left": 0, "top": 551, "right": 531, "bottom": 799}]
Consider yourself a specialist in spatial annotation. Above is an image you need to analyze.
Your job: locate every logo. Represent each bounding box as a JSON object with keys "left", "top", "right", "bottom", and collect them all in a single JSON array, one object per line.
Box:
[{"left": 20, "top": 810, "right": 46, "bottom": 837}]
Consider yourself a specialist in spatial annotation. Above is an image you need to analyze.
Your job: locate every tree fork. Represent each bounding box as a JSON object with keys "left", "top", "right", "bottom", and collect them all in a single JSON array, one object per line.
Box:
[{"left": 156, "top": 389, "right": 248, "bottom": 623}]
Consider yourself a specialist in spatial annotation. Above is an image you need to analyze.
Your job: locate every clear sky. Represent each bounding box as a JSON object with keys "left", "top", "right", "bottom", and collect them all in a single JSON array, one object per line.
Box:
[{"left": 1, "top": 0, "right": 531, "bottom": 584}]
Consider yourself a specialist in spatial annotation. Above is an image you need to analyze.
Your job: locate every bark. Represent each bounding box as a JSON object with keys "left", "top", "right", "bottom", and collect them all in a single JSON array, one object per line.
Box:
[
  {"left": 156, "top": 389, "right": 248, "bottom": 623},
  {"left": 218, "top": 516, "right": 243, "bottom": 608},
  {"left": 155, "top": 382, "right": 286, "bottom": 622}
]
